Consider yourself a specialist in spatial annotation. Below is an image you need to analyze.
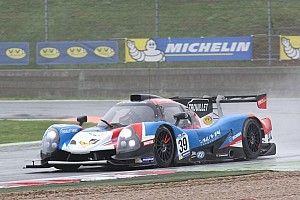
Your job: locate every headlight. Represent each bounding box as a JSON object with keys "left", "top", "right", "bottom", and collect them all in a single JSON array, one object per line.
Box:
[
  {"left": 120, "top": 128, "right": 132, "bottom": 139},
  {"left": 117, "top": 127, "right": 140, "bottom": 154},
  {"left": 41, "top": 128, "right": 59, "bottom": 154}
]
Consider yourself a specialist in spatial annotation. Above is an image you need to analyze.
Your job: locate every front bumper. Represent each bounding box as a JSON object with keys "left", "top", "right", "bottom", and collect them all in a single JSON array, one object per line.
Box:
[
  {"left": 25, "top": 149, "right": 115, "bottom": 169},
  {"left": 25, "top": 160, "right": 50, "bottom": 168},
  {"left": 25, "top": 159, "right": 108, "bottom": 168}
]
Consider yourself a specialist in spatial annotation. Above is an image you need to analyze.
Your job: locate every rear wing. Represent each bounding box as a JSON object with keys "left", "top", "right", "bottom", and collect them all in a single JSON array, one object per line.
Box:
[
  {"left": 210, "top": 94, "right": 267, "bottom": 109},
  {"left": 170, "top": 94, "right": 267, "bottom": 118}
]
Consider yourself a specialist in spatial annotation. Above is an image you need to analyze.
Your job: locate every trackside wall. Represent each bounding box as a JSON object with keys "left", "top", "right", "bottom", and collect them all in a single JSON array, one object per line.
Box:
[{"left": 0, "top": 67, "right": 299, "bottom": 98}]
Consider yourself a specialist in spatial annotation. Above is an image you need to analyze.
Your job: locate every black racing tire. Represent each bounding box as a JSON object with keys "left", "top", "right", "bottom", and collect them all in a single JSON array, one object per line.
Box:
[
  {"left": 54, "top": 165, "right": 80, "bottom": 172},
  {"left": 242, "top": 118, "right": 262, "bottom": 160},
  {"left": 154, "top": 126, "right": 175, "bottom": 168}
]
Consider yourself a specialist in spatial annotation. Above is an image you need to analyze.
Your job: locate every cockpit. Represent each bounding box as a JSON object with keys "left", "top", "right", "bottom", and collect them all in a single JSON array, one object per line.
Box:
[{"left": 98, "top": 104, "right": 156, "bottom": 127}]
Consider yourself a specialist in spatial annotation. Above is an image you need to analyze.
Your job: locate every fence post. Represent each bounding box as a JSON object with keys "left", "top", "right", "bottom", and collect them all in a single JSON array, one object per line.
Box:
[
  {"left": 155, "top": 0, "right": 160, "bottom": 69},
  {"left": 44, "top": 0, "right": 48, "bottom": 41},
  {"left": 44, "top": 0, "right": 49, "bottom": 69},
  {"left": 267, "top": 0, "right": 272, "bottom": 66},
  {"left": 155, "top": 0, "right": 160, "bottom": 38}
]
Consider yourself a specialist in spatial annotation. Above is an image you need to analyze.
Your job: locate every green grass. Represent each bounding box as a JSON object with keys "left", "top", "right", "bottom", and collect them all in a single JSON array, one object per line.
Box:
[
  {"left": 0, "top": 120, "right": 96, "bottom": 144},
  {"left": 0, "top": 170, "right": 264, "bottom": 193},
  {"left": 1, "top": 0, "right": 300, "bottom": 69}
]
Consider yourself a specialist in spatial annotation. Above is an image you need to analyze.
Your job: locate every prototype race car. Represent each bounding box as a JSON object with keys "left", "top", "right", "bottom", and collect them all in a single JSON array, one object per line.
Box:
[{"left": 26, "top": 94, "right": 276, "bottom": 171}]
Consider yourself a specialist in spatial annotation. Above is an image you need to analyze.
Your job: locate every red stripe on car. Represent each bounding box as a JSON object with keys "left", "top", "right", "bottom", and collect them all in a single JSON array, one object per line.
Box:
[{"left": 131, "top": 123, "right": 143, "bottom": 140}]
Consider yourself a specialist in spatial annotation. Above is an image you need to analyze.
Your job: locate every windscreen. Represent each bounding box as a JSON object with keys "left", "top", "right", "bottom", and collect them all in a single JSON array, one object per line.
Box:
[{"left": 98, "top": 104, "right": 155, "bottom": 127}]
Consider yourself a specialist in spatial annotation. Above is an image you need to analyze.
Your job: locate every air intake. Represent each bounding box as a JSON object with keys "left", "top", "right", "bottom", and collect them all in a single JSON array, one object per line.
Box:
[{"left": 130, "top": 94, "right": 161, "bottom": 101}]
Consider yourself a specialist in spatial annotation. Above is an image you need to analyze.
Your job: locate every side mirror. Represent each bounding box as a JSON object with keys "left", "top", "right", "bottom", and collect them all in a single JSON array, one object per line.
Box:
[
  {"left": 77, "top": 115, "right": 87, "bottom": 126},
  {"left": 174, "top": 112, "right": 189, "bottom": 126}
]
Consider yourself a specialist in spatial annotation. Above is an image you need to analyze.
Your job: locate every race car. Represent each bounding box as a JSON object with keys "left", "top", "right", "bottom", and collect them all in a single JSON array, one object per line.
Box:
[{"left": 26, "top": 94, "right": 276, "bottom": 171}]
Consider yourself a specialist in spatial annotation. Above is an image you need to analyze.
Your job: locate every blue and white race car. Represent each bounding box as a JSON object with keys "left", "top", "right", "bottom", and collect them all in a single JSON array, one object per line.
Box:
[{"left": 26, "top": 94, "right": 276, "bottom": 171}]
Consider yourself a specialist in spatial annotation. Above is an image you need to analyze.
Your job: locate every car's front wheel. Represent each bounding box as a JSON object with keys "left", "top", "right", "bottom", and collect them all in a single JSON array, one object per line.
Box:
[
  {"left": 242, "top": 118, "right": 262, "bottom": 160},
  {"left": 154, "top": 126, "right": 175, "bottom": 167}
]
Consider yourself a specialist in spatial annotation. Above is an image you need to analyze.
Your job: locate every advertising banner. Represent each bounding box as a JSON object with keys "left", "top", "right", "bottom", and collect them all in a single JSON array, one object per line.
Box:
[
  {"left": 37, "top": 41, "right": 118, "bottom": 65},
  {"left": 0, "top": 42, "right": 29, "bottom": 65},
  {"left": 125, "top": 36, "right": 252, "bottom": 62},
  {"left": 280, "top": 35, "right": 300, "bottom": 60}
]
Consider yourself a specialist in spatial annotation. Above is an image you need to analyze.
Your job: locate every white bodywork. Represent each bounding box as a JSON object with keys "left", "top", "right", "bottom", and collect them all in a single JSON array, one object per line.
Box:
[{"left": 62, "top": 130, "right": 114, "bottom": 154}]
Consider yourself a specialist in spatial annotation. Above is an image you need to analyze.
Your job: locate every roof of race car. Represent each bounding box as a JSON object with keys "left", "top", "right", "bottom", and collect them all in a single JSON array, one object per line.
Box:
[
  {"left": 149, "top": 98, "right": 177, "bottom": 105},
  {"left": 116, "top": 98, "right": 180, "bottom": 106},
  {"left": 113, "top": 94, "right": 187, "bottom": 110}
]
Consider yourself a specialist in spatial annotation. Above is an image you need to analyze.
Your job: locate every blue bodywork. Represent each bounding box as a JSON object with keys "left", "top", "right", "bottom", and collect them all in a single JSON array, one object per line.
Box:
[
  {"left": 49, "top": 124, "right": 82, "bottom": 149},
  {"left": 142, "top": 114, "right": 248, "bottom": 161},
  {"left": 48, "top": 114, "right": 248, "bottom": 159}
]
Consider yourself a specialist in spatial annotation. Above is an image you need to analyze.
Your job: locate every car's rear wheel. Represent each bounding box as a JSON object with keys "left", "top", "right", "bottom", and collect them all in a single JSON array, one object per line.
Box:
[
  {"left": 54, "top": 165, "right": 80, "bottom": 172},
  {"left": 154, "top": 126, "right": 175, "bottom": 167},
  {"left": 242, "top": 118, "right": 262, "bottom": 160}
]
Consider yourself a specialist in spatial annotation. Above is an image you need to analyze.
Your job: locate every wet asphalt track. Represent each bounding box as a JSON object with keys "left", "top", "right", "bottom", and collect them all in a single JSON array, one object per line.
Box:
[
  {"left": 0, "top": 100, "right": 119, "bottom": 119},
  {"left": 0, "top": 99, "right": 300, "bottom": 182}
]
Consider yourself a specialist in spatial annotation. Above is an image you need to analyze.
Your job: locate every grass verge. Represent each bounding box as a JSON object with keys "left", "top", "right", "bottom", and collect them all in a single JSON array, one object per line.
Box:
[
  {"left": 0, "top": 170, "right": 264, "bottom": 194},
  {"left": 0, "top": 120, "right": 96, "bottom": 144}
]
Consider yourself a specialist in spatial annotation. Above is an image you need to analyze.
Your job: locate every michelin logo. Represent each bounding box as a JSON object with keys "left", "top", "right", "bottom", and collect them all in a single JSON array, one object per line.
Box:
[
  {"left": 127, "top": 39, "right": 165, "bottom": 62},
  {"left": 125, "top": 37, "right": 252, "bottom": 62},
  {"left": 166, "top": 42, "right": 250, "bottom": 54}
]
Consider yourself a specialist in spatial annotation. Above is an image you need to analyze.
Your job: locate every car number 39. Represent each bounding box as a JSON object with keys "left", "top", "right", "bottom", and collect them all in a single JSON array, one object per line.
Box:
[
  {"left": 178, "top": 137, "right": 188, "bottom": 153},
  {"left": 176, "top": 133, "right": 190, "bottom": 160}
]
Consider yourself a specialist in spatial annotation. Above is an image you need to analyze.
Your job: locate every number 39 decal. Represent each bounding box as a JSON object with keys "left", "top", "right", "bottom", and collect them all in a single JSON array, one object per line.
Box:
[{"left": 176, "top": 133, "right": 190, "bottom": 160}]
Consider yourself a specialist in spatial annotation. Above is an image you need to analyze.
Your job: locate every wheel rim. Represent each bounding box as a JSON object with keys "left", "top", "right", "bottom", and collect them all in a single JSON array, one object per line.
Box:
[
  {"left": 246, "top": 123, "right": 261, "bottom": 152},
  {"left": 156, "top": 129, "right": 174, "bottom": 162}
]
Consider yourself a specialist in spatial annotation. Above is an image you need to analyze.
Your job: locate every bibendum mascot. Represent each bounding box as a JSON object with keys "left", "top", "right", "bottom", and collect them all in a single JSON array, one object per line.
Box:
[
  {"left": 127, "top": 39, "right": 165, "bottom": 62},
  {"left": 281, "top": 37, "right": 300, "bottom": 59}
]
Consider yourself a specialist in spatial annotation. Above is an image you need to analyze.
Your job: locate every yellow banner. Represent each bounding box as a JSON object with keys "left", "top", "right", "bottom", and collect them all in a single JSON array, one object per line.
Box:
[{"left": 280, "top": 35, "right": 300, "bottom": 60}]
